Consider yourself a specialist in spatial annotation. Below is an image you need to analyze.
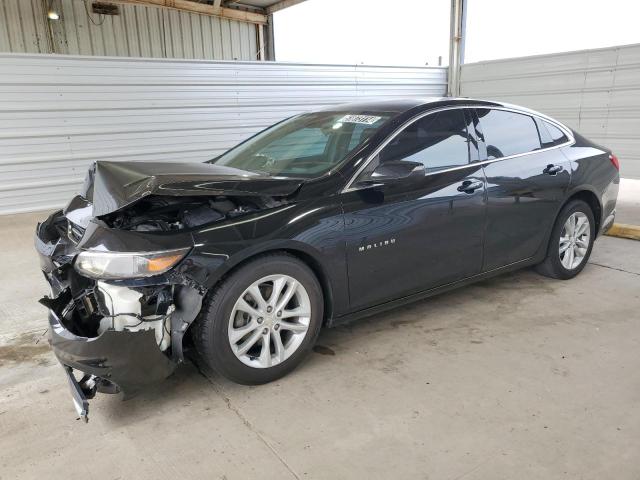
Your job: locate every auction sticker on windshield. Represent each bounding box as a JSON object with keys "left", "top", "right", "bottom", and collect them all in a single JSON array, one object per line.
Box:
[{"left": 338, "top": 115, "right": 382, "bottom": 125}]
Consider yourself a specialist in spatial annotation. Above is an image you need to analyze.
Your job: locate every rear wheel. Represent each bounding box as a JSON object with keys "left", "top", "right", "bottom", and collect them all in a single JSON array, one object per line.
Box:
[
  {"left": 536, "top": 199, "right": 595, "bottom": 279},
  {"left": 193, "top": 254, "right": 323, "bottom": 385}
]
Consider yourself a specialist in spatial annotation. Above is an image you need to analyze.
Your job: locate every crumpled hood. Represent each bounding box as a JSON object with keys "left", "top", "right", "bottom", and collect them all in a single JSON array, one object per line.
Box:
[{"left": 83, "top": 161, "right": 304, "bottom": 217}]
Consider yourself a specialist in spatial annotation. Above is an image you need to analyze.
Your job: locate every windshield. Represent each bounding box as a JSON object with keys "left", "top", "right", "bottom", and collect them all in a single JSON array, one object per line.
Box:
[{"left": 211, "top": 111, "right": 392, "bottom": 178}]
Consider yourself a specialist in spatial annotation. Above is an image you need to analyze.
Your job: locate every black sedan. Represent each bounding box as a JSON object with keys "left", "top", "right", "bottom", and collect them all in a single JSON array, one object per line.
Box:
[{"left": 35, "top": 98, "right": 619, "bottom": 420}]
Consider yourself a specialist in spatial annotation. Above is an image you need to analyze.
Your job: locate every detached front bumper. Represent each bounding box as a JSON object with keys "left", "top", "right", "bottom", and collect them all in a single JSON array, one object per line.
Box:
[
  {"left": 42, "top": 282, "right": 178, "bottom": 422},
  {"left": 48, "top": 306, "right": 175, "bottom": 397}
]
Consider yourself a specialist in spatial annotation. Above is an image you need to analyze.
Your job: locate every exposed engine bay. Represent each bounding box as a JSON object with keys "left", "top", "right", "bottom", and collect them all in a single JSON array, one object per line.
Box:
[{"left": 101, "top": 195, "right": 285, "bottom": 232}]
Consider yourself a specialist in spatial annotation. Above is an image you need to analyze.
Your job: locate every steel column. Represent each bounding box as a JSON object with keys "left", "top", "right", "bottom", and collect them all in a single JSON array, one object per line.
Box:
[{"left": 448, "top": 0, "right": 467, "bottom": 96}]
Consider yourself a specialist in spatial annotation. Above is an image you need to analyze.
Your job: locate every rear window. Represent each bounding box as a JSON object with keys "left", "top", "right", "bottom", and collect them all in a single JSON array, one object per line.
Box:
[{"left": 476, "top": 109, "right": 542, "bottom": 159}]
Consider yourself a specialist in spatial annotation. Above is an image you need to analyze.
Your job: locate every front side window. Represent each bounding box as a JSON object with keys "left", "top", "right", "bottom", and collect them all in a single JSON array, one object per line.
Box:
[
  {"left": 212, "top": 111, "right": 392, "bottom": 178},
  {"left": 476, "top": 109, "right": 541, "bottom": 159},
  {"left": 374, "top": 109, "right": 470, "bottom": 173}
]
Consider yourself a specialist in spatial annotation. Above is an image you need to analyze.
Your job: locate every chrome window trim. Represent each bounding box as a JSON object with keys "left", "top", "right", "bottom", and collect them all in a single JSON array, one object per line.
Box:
[{"left": 341, "top": 104, "right": 575, "bottom": 193}]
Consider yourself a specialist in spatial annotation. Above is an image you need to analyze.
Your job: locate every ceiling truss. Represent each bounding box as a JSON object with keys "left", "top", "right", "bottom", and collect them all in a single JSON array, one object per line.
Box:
[{"left": 107, "top": 0, "right": 308, "bottom": 24}]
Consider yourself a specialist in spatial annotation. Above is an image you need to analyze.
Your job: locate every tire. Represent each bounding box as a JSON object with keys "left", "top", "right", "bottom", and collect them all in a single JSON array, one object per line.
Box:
[
  {"left": 535, "top": 199, "right": 596, "bottom": 280},
  {"left": 192, "top": 253, "right": 323, "bottom": 385}
]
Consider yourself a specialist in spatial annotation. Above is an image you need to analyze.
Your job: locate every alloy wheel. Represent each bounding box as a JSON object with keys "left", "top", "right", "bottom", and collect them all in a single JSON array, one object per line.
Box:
[
  {"left": 559, "top": 212, "right": 590, "bottom": 270},
  {"left": 228, "top": 274, "right": 311, "bottom": 368}
]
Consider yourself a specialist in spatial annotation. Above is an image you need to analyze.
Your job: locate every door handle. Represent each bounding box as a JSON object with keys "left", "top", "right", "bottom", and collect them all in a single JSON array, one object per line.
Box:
[
  {"left": 543, "top": 164, "right": 563, "bottom": 175},
  {"left": 457, "top": 180, "right": 484, "bottom": 194}
]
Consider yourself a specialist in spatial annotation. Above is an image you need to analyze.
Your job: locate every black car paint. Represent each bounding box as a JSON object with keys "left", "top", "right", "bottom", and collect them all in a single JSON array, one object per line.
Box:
[
  {"left": 481, "top": 150, "right": 572, "bottom": 269},
  {"left": 35, "top": 97, "right": 619, "bottom": 411},
  {"left": 342, "top": 164, "right": 487, "bottom": 310}
]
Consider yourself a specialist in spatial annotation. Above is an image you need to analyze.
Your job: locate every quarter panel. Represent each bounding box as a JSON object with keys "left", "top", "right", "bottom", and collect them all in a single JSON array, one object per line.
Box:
[{"left": 561, "top": 142, "right": 619, "bottom": 232}]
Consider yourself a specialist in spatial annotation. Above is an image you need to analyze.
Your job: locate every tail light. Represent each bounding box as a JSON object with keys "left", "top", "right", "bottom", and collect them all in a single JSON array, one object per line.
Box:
[{"left": 609, "top": 153, "right": 620, "bottom": 171}]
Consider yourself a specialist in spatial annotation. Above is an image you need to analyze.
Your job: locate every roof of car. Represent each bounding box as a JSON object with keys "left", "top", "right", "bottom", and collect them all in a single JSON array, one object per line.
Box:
[
  {"left": 320, "top": 97, "right": 504, "bottom": 115},
  {"left": 315, "top": 98, "right": 571, "bottom": 141}
]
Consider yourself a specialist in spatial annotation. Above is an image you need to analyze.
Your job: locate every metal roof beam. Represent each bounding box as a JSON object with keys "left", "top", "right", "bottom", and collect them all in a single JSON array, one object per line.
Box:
[
  {"left": 109, "top": 0, "right": 268, "bottom": 24},
  {"left": 266, "top": 0, "right": 307, "bottom": 14},
  {"left": 221, "top": 1, "right": 268, "bottom": 13}
]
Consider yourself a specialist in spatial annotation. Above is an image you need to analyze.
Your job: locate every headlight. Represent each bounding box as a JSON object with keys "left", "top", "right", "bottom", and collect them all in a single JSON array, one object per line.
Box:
[{"left": 74, "top": 248, "right": 189, "bottom": 279}]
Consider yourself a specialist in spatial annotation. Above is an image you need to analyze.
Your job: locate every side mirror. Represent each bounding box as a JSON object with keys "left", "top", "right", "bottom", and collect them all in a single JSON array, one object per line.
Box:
[{"left": 371, "top": 160, "right": 425, "bottom": 181}]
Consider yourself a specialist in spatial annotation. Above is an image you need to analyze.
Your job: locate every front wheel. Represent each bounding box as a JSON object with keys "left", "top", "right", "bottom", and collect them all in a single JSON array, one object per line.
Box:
[
  {"left": 193, "top": 253, "right": 323, "bottom": 385},
  {"left": 536, "top": 199, "right": 595, "bottom": 280}
]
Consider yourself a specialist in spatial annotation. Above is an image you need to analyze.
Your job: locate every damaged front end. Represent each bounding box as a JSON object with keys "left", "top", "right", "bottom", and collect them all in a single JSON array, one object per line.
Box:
[
  {"left": 35, "top": 207, "right": 205, "bottom": 421},
  {"left": 35, "top": 160, "right": 302, "bottom": 421}
]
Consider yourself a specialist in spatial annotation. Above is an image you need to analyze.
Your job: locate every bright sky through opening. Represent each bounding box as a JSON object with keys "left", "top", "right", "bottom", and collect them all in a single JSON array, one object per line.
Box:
[{"left": 275, "top": 0, "right": 640, "bottom": 65}]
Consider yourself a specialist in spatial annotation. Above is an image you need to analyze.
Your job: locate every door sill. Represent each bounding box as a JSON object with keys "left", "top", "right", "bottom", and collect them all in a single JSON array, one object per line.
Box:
[{"left": 330, "top": 257, "right": 534, "bottom": 327}]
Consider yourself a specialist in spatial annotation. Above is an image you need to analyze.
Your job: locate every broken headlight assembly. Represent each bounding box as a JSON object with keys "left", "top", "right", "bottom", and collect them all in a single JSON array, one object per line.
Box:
[{"left": 73, "top": 248, "right": 190, "bottom": 279}]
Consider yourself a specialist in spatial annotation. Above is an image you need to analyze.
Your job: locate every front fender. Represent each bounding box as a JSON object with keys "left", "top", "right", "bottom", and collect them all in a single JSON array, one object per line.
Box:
[{"left": 190, "top": 200, "right": 348, "bottom": 318}]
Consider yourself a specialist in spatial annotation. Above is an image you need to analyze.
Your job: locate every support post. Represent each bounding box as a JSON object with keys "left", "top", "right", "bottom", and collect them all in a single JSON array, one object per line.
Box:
[
  {"left": 257, "top": 23, "right": 266, "bottom": 60},
  {"left": 265, "top": 13, "right": 276, "bottom": 61},
  {"left": 448, "top": 0, "right": 467, "bottom": 97}
]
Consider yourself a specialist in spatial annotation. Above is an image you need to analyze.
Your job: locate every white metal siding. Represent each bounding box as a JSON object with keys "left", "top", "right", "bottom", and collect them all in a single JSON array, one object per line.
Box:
[
  {"left": 460, "top": 43, "right": 640, "bottom": 179},
  {"left": 0, "top": 53, "right": 447, "bottom": 214},
  {"left": 0, "top": 0, "right": 259, "bottom": 61}
]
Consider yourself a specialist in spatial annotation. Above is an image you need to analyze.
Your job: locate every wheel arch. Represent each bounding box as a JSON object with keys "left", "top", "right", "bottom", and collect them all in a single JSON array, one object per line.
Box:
[
  {"left": 564, "top": 188, "right": 603, "bottom": 234},
  {"left": 538, "top": 187, "right": 603, "bottom": 261},
  {"left": 279, "top": 248, "right": 335, "bottom": 325},
  {"left": 204, "top": 242, "right": 336, "bottom": 325}
]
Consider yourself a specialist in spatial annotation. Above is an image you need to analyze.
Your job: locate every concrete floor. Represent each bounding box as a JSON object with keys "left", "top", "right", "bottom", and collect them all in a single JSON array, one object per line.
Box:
[{"left": 1, "top": 209, "right": 639, "bottom": 479}]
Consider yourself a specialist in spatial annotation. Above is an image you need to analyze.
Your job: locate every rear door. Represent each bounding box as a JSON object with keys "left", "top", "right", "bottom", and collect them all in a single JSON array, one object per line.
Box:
[{"left": 475, "top": 108, "right": 571, "bottom": 270}]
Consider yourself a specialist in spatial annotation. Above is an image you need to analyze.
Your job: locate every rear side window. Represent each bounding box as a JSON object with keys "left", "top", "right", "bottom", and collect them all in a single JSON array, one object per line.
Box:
[
  {"left": 541, "top": 121, "right": 569, "bottom": 148},
  {"left": 476, "top": 109, "right": 541, "bottom": 159}
]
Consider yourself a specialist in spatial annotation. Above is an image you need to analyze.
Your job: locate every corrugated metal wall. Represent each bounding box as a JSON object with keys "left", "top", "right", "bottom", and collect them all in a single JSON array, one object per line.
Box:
[
  {"left": 0, "top": 53, "right": 447, "bottom": 214},
  {"left": 460, "top": 43, "right": 640, "bottom": 179},
  {"left": 0, "top": 0, "right": 259, "bottom": 60}
]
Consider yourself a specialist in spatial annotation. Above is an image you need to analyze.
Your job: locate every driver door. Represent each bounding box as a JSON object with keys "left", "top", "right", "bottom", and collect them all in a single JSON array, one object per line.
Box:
[{"left": 341, "top": 108, "right": 487, "bottom": 311}]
